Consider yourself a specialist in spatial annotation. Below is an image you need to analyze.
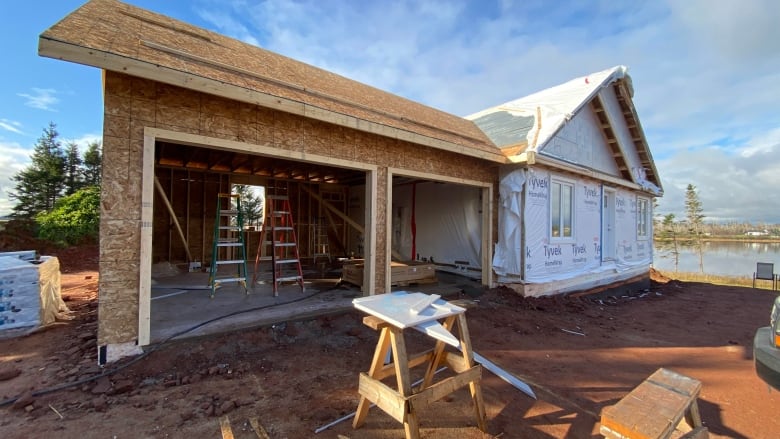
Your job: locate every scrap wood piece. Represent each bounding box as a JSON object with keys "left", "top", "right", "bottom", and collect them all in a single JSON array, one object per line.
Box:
[
  {"left": 219, "top": 415, "right": 234, "bottom": 439},
  {"left": 249, "top": 417, "right": 271, "bottom": 439}
]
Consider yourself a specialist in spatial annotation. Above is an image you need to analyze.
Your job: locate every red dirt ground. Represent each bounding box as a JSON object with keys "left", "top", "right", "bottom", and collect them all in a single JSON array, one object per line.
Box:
[{"left": 1, "top": 245, "right": 779, "bottom": 438}]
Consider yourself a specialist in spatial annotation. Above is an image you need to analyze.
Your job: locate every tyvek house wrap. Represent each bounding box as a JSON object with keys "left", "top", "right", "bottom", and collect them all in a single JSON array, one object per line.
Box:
[{"left": 493, "top": 168, "right": 652, "bottom": 284}]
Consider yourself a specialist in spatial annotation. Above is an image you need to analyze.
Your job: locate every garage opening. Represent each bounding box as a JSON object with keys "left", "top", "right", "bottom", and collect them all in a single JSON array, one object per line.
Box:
[
  {"left": 387, "top": 171, "right": 492, "bottom": 295},
  {"left": 145, "top": 139, "right": 372, "bottom": 343}
]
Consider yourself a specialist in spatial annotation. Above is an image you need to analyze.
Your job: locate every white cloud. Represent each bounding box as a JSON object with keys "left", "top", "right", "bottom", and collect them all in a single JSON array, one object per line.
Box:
[
  {"left": 190, "top": 0, "right": 780, "bottom": 223},
  {"left": 17, "top": 88, "right": 59, "bottom": 112},
  {"left": 64, "top": 133, "right": 102, "bottom": 150},
  {"left": 657, "top": 133, "right": 780, "bottom": 223},
  {"left": 0, "top": 119, "right": 24, "bottom": 135},
  {"left": 0, "top": 141, "right": 32, "bottom": 217}
]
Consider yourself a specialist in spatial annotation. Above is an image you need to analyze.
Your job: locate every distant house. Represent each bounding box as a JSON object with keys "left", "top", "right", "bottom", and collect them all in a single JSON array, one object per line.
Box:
[
  {"left": 467, "top": 67, "right": 663, "bottom": 296},
  {"left": 745, "top": 231, "right": 769, "bottom": 236}
]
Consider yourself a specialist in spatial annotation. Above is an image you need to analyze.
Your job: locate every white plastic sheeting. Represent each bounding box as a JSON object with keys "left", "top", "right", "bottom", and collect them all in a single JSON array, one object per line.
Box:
[
  {"left": 392, "top": 182, "right": 482, "bottom": 268},
  {"left": 494, "top": 168, "right": 652, "bottom": 284},
  {"left": 0, "top": 253, "right": 66, "bottom": 332}
]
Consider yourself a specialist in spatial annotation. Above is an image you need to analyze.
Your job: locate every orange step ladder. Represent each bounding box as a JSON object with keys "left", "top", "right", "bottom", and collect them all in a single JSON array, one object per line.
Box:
[{"left": 253, "top": 195, "right": 304, "bottom": 296}]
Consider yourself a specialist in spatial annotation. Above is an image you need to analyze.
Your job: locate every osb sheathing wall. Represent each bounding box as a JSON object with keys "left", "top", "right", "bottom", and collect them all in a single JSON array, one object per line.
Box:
[{"left": 99, "top": 71, "right": 496, "bottom": 346}]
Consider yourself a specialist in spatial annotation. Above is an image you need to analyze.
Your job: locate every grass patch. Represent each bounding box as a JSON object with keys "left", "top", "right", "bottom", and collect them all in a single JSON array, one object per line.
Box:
[{"left": 655, "top": 270, "right": 776, "bottom": 290}]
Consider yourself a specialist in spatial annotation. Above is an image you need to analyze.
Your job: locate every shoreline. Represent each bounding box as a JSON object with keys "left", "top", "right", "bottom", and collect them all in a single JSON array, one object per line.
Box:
[{"left": 654, "top": 237, "right": 780, "bottom": 244}]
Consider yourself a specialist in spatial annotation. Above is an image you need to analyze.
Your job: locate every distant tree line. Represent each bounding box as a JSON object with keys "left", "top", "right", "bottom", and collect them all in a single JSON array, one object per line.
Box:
[
  {"left": 655, "top": 184, "right": 780, "bottom": 240},
  {"left": 8, "top": 122, "right": 102, "bottom": 245}
]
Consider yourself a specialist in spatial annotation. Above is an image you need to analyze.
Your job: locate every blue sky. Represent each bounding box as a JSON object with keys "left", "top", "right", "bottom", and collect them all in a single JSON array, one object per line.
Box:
[{"left": 1, "top": 0, "right": 779, "bottom": 222}]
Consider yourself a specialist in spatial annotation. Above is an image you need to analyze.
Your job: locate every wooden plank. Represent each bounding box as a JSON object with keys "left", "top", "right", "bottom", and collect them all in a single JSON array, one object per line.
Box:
[
  {"left": 600, "top": 369, "right": 701, "bottom": 439},
  {"left": 389, "top": 327, "right": 412, "bottom": 396},
  {"left": 362, "top": 315, "right": 390, "bottom": 331},
  {"left": 219, "top": 416, "right": 234, "bottom": 439},
  {"left": 373, "top": 351, "right": 434, "bottom": 381},
  {"left": 357, "top": 372, "right": 407, "bottom": 423},
  {"left": 249, "top": 417, "right": 271, "bottom": 439},
  {"left": 408, "top": 365, "right": 481, "bottom": 410},
  {"left": 442, "top": 351, "right": 470, "bottom": 374},
  {"left": 137, "top": 131, "right": 156, "bottom": 347}
]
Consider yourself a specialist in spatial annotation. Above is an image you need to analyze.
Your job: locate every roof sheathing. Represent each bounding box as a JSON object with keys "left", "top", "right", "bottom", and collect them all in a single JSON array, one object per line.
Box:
[{"left": 40, "top": 0, "right": 504, "bottom": 163}]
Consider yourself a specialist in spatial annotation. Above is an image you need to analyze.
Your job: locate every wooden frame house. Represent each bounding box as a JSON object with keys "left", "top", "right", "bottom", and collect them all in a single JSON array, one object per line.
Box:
[{"left": 40, "top": 1, "right": 661, "bottom": 362}]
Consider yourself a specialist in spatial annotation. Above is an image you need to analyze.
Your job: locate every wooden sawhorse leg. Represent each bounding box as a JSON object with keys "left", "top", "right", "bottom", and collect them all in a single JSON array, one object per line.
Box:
[
  {"left": 353, "top": 324, "right": 420, "bottom": 438},
  {"left": 353, "top": 325, "right": 391, "bottom": 429}
]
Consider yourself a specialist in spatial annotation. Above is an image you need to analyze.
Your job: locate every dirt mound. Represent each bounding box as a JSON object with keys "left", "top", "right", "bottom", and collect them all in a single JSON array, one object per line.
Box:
[{"left": 650, "top": 267, "right": 671, "bottom": 283}]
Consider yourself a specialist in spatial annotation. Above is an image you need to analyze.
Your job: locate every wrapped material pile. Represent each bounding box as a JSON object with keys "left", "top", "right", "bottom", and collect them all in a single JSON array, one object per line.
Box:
[{"left": 0, "top": 250, "right": 67, "bottom": 332}]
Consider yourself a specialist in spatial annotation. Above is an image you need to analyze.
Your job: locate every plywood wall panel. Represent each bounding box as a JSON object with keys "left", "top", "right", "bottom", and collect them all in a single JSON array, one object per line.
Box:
[
  {"left": 104, "top": 114, "right": 131, "bottom": 139},
  {"left": 104, "top": 92, "right": 131, "bottom": 118},
  {"left": 156, "top": 105, "right": 200, "bottom": 130},
  {"left": 99, "top": 219, "right": 141, "bottom": 261},
  {"left": 97, "top": 299, "right": 139, "bottom": 342},
  {"left": 131, "top": 98, "right": 156, "bottom": 123}
]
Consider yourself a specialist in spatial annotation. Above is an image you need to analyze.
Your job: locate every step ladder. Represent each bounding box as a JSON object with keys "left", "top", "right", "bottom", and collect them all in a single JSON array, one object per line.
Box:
[
  {"left": 209, "top": 193, "right": 249, "bottom": 298},
  {"left": 253, "top": 195, "right": 304, "bottom": 296},
  {"left": 311, "top": 217, "right": 331, "bottom": 264}
]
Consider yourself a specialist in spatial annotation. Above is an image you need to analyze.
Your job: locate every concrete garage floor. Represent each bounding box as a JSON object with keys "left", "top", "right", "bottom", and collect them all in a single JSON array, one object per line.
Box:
[{"left": 148, "top": 263, "right": 482, "bottom": 344}]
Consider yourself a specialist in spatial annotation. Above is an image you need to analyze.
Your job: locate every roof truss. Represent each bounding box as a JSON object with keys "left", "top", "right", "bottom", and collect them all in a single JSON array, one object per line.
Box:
[{"left": 590, "top": 94, "right": 634, "bottom": 182}]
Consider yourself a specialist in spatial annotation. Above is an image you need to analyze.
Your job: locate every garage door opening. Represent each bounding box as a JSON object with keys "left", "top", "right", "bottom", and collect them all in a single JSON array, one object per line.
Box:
[
  {"left": 143, "top": 138, "right": 374, "bottom": 344},
  {"left": 386, "top": 170, "right": 493, "bottom": 294}
]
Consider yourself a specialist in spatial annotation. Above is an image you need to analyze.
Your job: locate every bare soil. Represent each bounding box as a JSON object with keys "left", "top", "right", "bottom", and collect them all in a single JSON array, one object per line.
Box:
[{"left": 1, "top": 245, "right": 779, "bottom": 438}]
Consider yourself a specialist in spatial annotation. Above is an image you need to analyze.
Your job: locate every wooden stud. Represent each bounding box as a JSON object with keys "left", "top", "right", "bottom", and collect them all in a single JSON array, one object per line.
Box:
[
  {"left": 219, "top": 416, "right": 234, "bottom": 439},
  {"left": 137, "top": 130, "right": 155, "bottom": 347},
  {"left": 154, "top": 175, "right": 194, "bottom": 261},
  {"left": 249, "top": 417, "right": 271, "bottom": 439}
]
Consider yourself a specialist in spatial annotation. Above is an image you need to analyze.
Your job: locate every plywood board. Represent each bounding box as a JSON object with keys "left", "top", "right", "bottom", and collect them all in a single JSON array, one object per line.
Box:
[{"left": 352, "top": 291, "right": 464, "bottom": 328}]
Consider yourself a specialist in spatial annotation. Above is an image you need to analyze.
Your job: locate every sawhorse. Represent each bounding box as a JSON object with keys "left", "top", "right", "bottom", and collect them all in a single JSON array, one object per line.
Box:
[
  {"left": 600, "top": 368, "right": 708, "bottom": 439},
  {"left": 352, "top": 313, "right": 487, "bottom": 439}
]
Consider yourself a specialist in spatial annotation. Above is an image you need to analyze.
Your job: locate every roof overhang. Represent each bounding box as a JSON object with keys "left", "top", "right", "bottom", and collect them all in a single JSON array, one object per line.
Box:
[
  {"left": 509, "top": 151, "right": 657, "bottom": 194},
  {"left": 39, "top": 35, "right": 508, "bottom": 164}
]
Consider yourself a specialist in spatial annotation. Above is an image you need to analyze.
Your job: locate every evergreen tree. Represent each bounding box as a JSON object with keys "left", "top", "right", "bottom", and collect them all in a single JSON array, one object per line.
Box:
[
  {"left": 684, "top": 184, "right": 705, "bottom": 235},
  {"left": 233, "top": 185, "right": 263, "bottom": 227},
  {"left": 82, "top": 141, "right": 102, "bottom": 186},
  {"left": 9, "top": 122, "right": 66, "bottom": 218},
  {"left": 64, "top": 141, "right": 83, "bottom": 195}
]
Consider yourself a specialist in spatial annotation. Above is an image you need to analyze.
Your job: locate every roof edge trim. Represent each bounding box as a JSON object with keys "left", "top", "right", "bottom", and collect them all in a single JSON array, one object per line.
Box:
[
  {"left": 518, "top": 153, "right": 653, "bottom": 193},
  {"left": 39, "top": 36, "right": 508, "bottom": 164}
]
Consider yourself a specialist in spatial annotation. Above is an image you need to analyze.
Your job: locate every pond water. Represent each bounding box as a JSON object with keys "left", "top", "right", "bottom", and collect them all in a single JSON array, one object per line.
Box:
[{"left": 653, "top": 241, "right": 780, "bottom": 277}]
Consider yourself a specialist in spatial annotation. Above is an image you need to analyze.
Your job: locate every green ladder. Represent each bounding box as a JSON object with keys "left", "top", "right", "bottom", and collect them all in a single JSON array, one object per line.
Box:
[{"left": 209, "top": 193, "right": 249, "bottom": 298}]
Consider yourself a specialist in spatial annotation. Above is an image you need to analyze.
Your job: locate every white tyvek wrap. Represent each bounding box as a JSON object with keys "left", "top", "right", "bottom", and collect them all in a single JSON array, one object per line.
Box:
[
  {"left": 492, "top": 168, "right": 526, "bottom": 276},
  {"left": 493, "top": 168, "right": 652, "bottom": 284}
]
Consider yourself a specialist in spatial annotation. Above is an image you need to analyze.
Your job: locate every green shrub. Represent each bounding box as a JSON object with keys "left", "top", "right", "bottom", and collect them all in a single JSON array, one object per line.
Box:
[{"left": 36, "top": 186, "right": 100, "bottom": 246}]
